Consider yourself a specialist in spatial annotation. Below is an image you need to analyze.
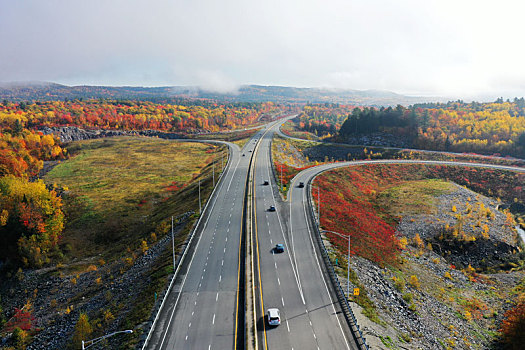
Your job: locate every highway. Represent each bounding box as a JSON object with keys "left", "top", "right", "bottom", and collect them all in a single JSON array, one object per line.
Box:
[
  {"left": 252, "top": 121, "right": 358, "bottom": 349},
  {"left": 142, "top": 111, "right": 525, "bottom": 350},
  {"left": 144, "top": 134, "right": 261, "bottom": 350}
]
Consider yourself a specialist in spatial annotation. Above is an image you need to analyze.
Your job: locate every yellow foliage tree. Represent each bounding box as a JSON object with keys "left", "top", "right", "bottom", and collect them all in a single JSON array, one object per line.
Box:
[{"left": 72, "top": 313, "right": 92, "bottom": 348}]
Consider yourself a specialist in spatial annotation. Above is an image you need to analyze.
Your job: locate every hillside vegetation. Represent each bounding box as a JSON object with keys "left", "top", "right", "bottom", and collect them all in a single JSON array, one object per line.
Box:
[
  {"left": 314, "top": 164, "right": 524, "bottom": 349},
  {"left": 286, "top": 100, "right": 525, "bottom": 158},
  {"left": 338, "top": 100, "right": 525, "bottom": 158},
  {"left": 0, "top": 96, "right": 263, "bottom": 349},
  {"left": 0, "top": 99, "right": 278, "bottom": 133},
  {"left": 1, "top": 136, "right": 223, "bottom": 349},
  {"left": 45, "top": 137, "right": 225, "bottom": 259}
]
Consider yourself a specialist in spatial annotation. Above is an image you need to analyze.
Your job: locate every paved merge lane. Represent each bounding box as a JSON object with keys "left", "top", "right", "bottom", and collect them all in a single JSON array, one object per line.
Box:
[
  {"left": 286, "top": 159, "right": 525, "bottom": 350},
  {"left": 145, "top": 131, "right": 265, "bottom": 350}
]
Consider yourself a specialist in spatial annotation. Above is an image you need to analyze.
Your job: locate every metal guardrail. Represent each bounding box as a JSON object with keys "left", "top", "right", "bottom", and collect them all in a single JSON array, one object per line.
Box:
[
  {"left": 306, "top": 176, "right": 369, "bottom": 350},
  {"left": 139, "top": 143, "right": 233, "bottom": 349}
]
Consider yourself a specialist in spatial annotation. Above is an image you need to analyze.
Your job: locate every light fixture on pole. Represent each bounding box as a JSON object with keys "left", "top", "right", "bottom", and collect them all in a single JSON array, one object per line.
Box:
[{"left": 82, "top": 330, "right": 133, "bottom": 350}]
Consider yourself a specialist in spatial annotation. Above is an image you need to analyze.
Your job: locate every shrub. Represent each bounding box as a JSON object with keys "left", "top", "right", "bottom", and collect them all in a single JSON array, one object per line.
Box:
[
  {"left": 398, "top": 237, "right": 408, "bottom": 249},
  {"left": 12, "top": 327, "right": 29, "bottom": 349},
  {"left": 141, "top": 240, "right": 149, "bottom": 255},
  {"left": 393, "top": 277, "right": 405, "bottom": 292},
  {"left": 409, "top": 275, "right": 420, "bottom": 290},
  {"left": 413, "top": 233, "right": 424, "bottom": 249},
  {"left": 464, "top": 310, "right": 473, "bottom": 321},
  {"left": 403, "top": 293, "right": 413, "bottom": 303},
  {"left": 103, "top": 309, "right": 114, "bottom": 324}
]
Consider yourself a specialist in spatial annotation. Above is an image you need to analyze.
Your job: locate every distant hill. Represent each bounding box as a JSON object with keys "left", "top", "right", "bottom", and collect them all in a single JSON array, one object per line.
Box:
[{"left": 0, "top": 82, "right": 442, "bottom": 106}]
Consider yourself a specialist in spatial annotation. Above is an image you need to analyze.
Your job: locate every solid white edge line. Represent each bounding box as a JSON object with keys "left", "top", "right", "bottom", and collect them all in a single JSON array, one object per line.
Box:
[{"left": 157, "top": 147, "right": 240, "bottom": 349}]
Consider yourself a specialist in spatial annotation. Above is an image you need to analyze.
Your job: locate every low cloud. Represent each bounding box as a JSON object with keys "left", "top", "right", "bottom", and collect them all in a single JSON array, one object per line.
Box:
[
  {"left": 2, "top": 0, "right": 525, "bottom": 99},
  {"left": 194, "top": 70, "right": 239, "bottom": 94}
]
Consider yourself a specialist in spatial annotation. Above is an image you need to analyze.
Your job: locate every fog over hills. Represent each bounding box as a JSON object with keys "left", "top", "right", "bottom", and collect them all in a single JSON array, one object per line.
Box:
[{"left": 0, "top": 82, "right": 444, "bottom": 106}]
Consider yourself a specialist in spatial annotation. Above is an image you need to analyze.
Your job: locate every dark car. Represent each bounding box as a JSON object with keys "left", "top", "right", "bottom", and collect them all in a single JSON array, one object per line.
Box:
[
  {"left": 263, "top": 180, "right": 269, "bottom": 185},
  {"left": 268, "top": 205, "right": 276, "bottom": 212},
  {"left": 298, "top": 182, "right": 304, "bottom": 188},
  {"left": 274, "top": 244, "right": 284, "bottom": 253}
]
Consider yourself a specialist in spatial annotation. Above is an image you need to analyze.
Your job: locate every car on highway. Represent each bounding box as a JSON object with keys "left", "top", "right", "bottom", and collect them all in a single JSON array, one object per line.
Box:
[
  {"left": 263, "top": 180, "right": 269, "bottom": 185},
  {"left": 298, "top": 182, "right": 304, "bottom": 188},
  {"left": 268, "top": 205, "right": 276, "bottom": 212},
  {"left": 267, "top": 308, "right": 281, "bottom": 326},
  {"left": 274, "top": 244, "right": 284, "bottom": 253}
]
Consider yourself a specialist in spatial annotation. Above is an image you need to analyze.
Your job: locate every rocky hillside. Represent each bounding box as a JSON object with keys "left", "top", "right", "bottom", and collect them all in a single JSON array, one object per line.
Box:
[{"left": 338, "top": 184, "right": 524, "bottom": 350}]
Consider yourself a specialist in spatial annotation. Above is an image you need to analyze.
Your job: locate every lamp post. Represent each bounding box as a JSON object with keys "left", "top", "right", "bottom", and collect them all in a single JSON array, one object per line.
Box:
[
  {"left": 171, "top": 216, "right": 175, "bottom": 272},
  {"left": 322, "top": 230, "right": 351, "bottom": 299},
  {"left": 82, "top": 330, "right": 133, "bottom": 349},
  {"left": 280, "top": 164, "right": 283, "bottom": 191},
  {"left": 317, "top": 186, "right": 320, "bottom": 224}
]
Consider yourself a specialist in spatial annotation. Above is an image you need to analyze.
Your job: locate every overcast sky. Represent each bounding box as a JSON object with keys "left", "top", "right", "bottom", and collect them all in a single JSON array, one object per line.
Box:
[{"left": 1, "top": 0, "right": 524, "bottom": 99}]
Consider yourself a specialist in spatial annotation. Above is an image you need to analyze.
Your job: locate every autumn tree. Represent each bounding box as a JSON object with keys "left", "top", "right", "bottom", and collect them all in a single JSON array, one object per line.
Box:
[
  {"left": 0, "top": 176, "right": 64, "bottom": 267},
  {"left": 72, "top": 313, "right": 92, "bottom": 349},
  {"left": 499, "top": 302, "right": 525, "bottom": 349}
]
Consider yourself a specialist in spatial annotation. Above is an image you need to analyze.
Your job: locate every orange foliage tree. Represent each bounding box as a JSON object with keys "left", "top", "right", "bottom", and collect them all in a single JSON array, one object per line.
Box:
[{"left": 499, "top": 302, "right": 525, "bottom": 349}]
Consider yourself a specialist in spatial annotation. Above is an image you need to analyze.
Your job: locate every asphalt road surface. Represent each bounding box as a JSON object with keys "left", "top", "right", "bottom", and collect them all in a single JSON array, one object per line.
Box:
[
  {"left": 253, "top": 121, "right": 357, "bottom": 350},
  {"left": 145, "top": 135, "right": 259, "bottom": 350}
]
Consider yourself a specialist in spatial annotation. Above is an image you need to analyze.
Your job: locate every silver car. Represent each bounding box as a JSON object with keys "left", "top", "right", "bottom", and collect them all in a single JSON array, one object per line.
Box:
[{"left": 267, "top": 308, "right": 281, "bottom": 326}]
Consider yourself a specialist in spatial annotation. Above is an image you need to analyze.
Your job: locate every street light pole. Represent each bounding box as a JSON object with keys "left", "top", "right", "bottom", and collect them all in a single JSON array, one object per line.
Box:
[
  {"left": 280, "top": 164, "right": 283, "bottom": 191},
  {"left": 198, "top": 179, "right": 201, "bottom": 214},
  {"left": 171, "top": 216, "right": 175, "bottom": 272},
  {"left": 82, "top": 330, "right": 133, "bottom": 349},
  {"left": 322, "top": 230, "right": 351, "bottom": 299},
  {"left": 318, "top": 186, "right": 321, "bottom": 225}
]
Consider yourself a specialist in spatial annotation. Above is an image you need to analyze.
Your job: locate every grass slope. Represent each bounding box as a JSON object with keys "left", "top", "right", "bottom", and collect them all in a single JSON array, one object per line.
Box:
[
  {"left": 23, "top": 136, "right": 227, "bottom": 348},
  {"left": 45, "top": 137, "right": 224, "bottom": 260}
]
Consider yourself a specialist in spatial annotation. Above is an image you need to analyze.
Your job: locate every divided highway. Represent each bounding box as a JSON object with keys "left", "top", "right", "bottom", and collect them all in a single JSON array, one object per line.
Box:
[
  {"left": 144, "top": 113, "right": 525, "bottom": 350},
  {"left": 144, "top": 134, "right": 261, "bottom": 349},
  {"left": 251, "top": 121, "right": 358, "bottom": 349}
]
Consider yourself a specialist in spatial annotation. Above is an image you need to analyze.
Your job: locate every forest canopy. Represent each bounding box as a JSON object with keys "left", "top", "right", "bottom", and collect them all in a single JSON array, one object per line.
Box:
[{"left": 337, "top": 99, "right": 525, "bottom": 157}]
